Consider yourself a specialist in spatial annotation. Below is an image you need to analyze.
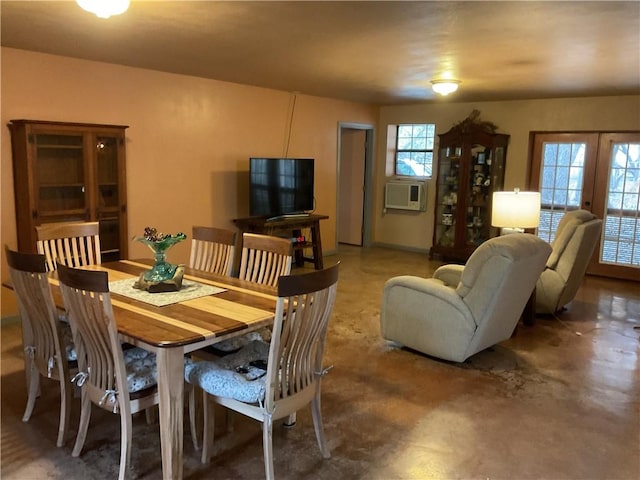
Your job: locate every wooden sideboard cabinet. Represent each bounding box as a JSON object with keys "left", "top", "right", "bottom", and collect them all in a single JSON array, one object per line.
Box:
[
  {"left": 430, "top": 123, "right": 509, "bottom": 261},
  {"left": 8, "top": 119, "right": 129, "bottom": 262},
  {"left": 233, "top": 214, "right": 329, "bottom": 270}
]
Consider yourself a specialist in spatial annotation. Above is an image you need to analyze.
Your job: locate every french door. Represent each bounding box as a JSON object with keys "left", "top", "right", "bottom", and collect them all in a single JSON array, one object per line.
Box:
[{"left": 529, "top": 132, "right": 640, "bottom": 281}]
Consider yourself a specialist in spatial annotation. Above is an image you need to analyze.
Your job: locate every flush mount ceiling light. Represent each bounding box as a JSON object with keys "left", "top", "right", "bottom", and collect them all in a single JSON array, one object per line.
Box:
[
  {"left": 431, "top": 80, "right": 461, "bottom": 96},
  {"left": 76, "top": 0, "right": 130, "bottom": 18}
]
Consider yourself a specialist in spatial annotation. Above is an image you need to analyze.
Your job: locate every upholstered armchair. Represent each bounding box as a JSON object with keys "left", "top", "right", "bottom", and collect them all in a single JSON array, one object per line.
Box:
[
  {"left": 535, "top": 210, "right": 603, "bottom": 314},
  {"left": 380, "top": 234, "right": 552, "bottom": 362}
]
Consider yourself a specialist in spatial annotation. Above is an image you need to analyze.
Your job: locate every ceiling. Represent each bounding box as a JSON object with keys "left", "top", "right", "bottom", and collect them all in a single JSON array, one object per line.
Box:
[{"left": 1, "top": 1, "right": 639, "bottom": 105}]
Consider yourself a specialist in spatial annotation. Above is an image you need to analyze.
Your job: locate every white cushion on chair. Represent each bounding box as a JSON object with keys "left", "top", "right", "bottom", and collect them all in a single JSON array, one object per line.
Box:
[
  {"left": 59, "top": 322, "right": 77, "bottom": 362},
  {"left": 185, "top": 340, "right": 269, "bottom": 404},
  {"left": 210, "top": 328, "right": 272, "bottom": 353},
  {"left": 123, "top": 347, "right": 158, "bottom": 393}
]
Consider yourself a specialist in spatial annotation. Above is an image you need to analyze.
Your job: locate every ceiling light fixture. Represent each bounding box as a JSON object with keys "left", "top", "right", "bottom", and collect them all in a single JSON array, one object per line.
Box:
[
  {"left": 76, "top": 0, "right": 130, "bottom": 19},
  {"left": 431, "top": 80, "right": 461, "bottom": 96}
]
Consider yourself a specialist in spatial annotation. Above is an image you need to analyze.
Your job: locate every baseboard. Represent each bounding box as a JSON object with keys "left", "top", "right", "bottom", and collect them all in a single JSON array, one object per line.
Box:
[
  {"left": 1, "top": 315, "right": 20, "bottom": 326},
  {"left": 370, "top": 242, "right": 430, "bottom": 254}
]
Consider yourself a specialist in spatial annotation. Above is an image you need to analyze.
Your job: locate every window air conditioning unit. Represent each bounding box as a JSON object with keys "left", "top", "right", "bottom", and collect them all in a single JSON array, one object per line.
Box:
[{"left": 384, "top": 182, "right": 426, "bottom": 211}]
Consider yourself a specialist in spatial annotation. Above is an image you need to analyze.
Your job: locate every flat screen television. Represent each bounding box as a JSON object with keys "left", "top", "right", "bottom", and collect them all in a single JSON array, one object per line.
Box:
[{"left": 249, "top": 157, "right": 314, "bottom": 218}]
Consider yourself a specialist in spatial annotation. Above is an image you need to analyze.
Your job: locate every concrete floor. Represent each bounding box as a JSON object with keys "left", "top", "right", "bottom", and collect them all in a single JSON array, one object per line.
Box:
[{"left": 1, "top": 245, "right": 639, "bottom": 479}]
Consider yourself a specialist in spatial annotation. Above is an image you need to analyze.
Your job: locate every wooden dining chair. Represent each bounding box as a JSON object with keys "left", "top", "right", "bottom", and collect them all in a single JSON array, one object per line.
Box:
[
  {"left": 4, "top": 245, "right": 75, "bottom": 447},
  {"left": 185, "top": 263, "right": 340, "bottom": 479},
  {"left": 192, "top": 232, "right": 294, "bottom": 434},
  {"left": 238, "top": 233, "right": 293, "bottom": 287},
  {"left": 188, "top": 225, "right": 236, "bottom": 276},
  {"left": 56, "top": 262, "right": 196, "bottom": 479},
  {"left": 36, "top": 221, "right": 101, "bottom": 271},
  {"left": 204, "top": 233, "right": 293, "bottom": 357}
]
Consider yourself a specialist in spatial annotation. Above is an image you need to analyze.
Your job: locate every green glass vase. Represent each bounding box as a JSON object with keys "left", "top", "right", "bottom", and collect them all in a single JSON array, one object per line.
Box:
[{"left": 134, "top": 232, "right": 186, "bottom": 292}]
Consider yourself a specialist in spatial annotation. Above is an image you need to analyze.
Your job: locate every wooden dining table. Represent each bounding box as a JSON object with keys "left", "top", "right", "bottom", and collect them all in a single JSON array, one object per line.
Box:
[{"left": 47, "top": 259, "right": 278, "bottom": 480}]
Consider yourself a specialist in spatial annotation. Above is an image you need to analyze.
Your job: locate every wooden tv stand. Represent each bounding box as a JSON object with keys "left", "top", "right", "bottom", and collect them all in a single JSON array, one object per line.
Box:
[{"left": 233, "top": 214, "right": 329, "bottom": 270}]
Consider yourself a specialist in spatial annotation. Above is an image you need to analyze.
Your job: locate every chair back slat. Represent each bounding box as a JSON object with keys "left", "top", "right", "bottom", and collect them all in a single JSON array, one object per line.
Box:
[
  {"left": 265, "top": 263, "right": 339, "bottom": 411},
  {"left": 189, "top": 226, "right": 236, "bottom": 276},
  {"left": 239, "top": 233, "right": 292, "bottom": 287},
  {"left": 36, "top": 221, "right": 101, "bottom": 270}
]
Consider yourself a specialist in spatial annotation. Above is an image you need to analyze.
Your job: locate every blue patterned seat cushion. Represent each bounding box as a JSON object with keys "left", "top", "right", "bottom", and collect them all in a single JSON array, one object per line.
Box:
[
  {"left": 185, "top": 340, "right": 269, "bottom": 404},
  {"left": 211, "top": 327, "right": 272, "bottom": 353},
  {"left": 122, "top": 347, "right": 158, "bottom": 393},
  {"left": 59, "top": 322, "right": 77, "bottom": 362}
]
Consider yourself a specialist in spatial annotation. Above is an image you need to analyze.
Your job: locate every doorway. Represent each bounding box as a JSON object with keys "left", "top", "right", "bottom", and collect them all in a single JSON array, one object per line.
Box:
[
  {"left": 337, "top": 123, "right": 375, "bottom": 247},
  {"left": 529, "top": 131, "right": 639, "bottom": 281}
]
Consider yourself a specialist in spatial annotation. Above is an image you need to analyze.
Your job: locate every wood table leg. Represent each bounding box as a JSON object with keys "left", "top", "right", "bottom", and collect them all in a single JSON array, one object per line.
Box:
[
  {"left": 156, "top": 347, "right": 184, "bottom": 480},
  {"left": 292, "top": 228, "right": 304, "bottom": 267},
  {"left": 310, "top": 220, "right": 323, "bottom": 269}
]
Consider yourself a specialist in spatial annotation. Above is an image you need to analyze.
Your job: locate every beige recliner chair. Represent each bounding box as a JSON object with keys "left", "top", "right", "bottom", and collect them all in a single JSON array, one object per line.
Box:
[
  {"left": 535, "top": 209, "right": 603, "bottom": 314},
  {"left": 380, "top": 234, "right": 552, "bottom": 362}
]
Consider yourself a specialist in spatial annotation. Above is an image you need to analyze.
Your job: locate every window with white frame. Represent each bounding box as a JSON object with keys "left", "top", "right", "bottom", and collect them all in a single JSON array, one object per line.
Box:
[{"left": 395, "top": 124, "right": 436, "bottom": 177}]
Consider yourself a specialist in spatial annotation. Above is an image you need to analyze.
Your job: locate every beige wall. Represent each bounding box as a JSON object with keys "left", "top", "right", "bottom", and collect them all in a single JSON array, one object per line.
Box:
[
  {"left": 1, "top": 47, "right": 377, "bottom": 316},
  {"left": 375, "top": 96, "right": 640, "bottom": 251},
  {"left": 3, "top": 47, "right": 639, "bottom": 318}
]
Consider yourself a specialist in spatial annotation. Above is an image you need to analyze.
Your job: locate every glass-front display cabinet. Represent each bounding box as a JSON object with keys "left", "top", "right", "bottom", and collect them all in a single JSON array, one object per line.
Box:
[
  {"left": 8, "top": 120, "right": 129, "bottom": 262},
  {"left": 430, "top": 122, "right": 509, "bottom": 261}
]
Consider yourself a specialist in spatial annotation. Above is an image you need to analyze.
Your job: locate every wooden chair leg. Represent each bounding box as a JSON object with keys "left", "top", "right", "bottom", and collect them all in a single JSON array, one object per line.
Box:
[
  {"left": 118, "top": 406, "right": 133, "bottom": 480},
  {"left": 262, "top": 414, "right": 275, "bottom": 480},
  {"left": 225, "top": 409, "right": 235, "bottom": 432},
  {"left": 22, "top": 364, "right": 39, "bottom": 422},
  {"left": 201, "top": 391, "right": 216, "bottom": 464},
  {"left": 57, "top": 375, "right": 73, "bottom": 447},
  {"left": 283, "top": 412, "right": 296, "bottom": 428},
  {"left": 72, "top": 392, "right": 92, "bottom": 457},
  {"left": 144, "top": 406, "right": 158, "bottom": 424},
  {"left": 189, "top": 386, "right": 200, "bottom": 450},
  {"left": 311, "top": 395, "right": 330, "bottom": 458}
]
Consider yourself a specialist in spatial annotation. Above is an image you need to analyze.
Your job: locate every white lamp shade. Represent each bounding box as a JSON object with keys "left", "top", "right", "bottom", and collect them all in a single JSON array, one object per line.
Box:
[
  {"left": 492, "top": 190, "right": 541, "bottom": 229},
  {"left": 76, "top": 0, "right": 130, "bottom": 18}
]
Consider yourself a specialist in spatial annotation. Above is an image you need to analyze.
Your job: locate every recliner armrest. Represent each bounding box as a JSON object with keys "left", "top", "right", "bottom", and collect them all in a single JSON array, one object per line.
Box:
[
  {"left": 433, "top": 264, "right": 464, "bottom": 287},
  {"left": 383, "top": 275, "right": 469, "bottom": 314}
]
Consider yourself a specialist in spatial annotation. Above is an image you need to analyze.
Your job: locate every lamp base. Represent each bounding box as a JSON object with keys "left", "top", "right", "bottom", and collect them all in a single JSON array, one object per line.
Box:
[{"left": 500, "top": 227, "right": 525, "bottom": 235}]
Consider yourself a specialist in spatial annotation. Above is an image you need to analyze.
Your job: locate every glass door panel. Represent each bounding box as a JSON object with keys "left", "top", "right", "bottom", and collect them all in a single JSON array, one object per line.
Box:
[
  {"left": 600, "top": 140, "right": 640, "bottom": 268},
  {"left": 34, "top": 133, "right": 86, "bottom": 217},
  {"left": 466, "top": 144, "right": 491, "bottom": 247},
  {"left": 435, "top": 145, "right": 460, "bottom": 248},
  {"left": 95, "top": 135, "right": 122, "bottom": 261},
  {"left": 98, "top": 214, "right": 121, "bottom": 262},
  {"left": 537, "top": 141, "right": 587, "bottom": 243},
  {"left": 96, "top": 136, "right": 120, "bottom": 209},
  {"left": 530, "top": 131, "right": 639, "bottom": 280}
]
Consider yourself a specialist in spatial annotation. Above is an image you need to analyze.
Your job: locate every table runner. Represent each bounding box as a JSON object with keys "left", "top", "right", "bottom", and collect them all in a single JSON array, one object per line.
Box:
[{"left": 109, "top": 278, "right": 225, "bottom": 307}]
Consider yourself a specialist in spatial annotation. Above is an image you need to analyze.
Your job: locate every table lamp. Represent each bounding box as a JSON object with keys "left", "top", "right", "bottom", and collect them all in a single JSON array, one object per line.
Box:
[{"left": 492, "top": 188, "right": 541, "bottom": 234}]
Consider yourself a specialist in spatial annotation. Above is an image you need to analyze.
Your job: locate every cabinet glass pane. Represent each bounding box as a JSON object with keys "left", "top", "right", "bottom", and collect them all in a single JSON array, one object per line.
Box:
[
  {"left": 35, "top": 133, "right": 86, "bottom": 212},
  {"left": 466, "top": 144, "right": 492, "bottom": 246},
  {"left": 96, "top": 136, "right": 120, "bottom": 208},
  {"left": 435, "top": 145, "right": 460, "bottom": 248},
  {"left": 99, "top": 215, "right": 120, "bottom": 260}
]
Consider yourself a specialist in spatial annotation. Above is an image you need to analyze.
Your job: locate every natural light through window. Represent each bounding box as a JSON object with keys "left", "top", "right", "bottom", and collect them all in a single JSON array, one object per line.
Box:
[
  {"left": 395, "top": 124, "right": 435, "bottom": 177},
  {"left": 601, "top": 142, "right": 640, "bottom": 266},
  {"left": 537, "top": 142, "right": 586, "bottom": 243}
]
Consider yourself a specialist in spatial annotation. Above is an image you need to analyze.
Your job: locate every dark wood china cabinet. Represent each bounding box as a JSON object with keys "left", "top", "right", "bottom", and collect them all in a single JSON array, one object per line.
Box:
[
  {"left": 430, "top": 120, "right": 509, "bottom": 261},
  {"left": 8, "top": 120, "right": 128, "bottom": 262}
]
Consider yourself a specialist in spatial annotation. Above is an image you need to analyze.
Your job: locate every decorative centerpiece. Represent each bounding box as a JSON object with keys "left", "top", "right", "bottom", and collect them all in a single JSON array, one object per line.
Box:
[{"left": 133, "top": 227, "right": 187, "bottom": 293}]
